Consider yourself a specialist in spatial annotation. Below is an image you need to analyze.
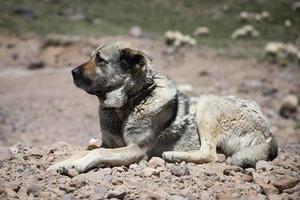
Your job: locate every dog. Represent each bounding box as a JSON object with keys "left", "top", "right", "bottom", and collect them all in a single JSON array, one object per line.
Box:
[{"left": 48, "top": 41, "right": 278, "bottom": 173}]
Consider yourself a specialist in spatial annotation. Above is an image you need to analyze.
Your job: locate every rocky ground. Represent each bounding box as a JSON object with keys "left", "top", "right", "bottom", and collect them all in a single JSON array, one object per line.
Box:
[
  {"left": 0, "top": 34, "right": 299, "bottom": 199},
  {"left": 0, "top": 142, "right": 299, "bottom": 200}
]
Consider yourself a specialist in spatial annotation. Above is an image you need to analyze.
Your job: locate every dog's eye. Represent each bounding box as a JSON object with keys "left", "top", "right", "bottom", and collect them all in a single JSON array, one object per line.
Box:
[{"left": 95, "top": 53, "right": 107, "bottom": 65}]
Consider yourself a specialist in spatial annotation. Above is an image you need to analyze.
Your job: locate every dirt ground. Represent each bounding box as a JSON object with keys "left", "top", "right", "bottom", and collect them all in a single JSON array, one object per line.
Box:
[{"left": 0, "top": 34, "right": 299, "bottom": 199}]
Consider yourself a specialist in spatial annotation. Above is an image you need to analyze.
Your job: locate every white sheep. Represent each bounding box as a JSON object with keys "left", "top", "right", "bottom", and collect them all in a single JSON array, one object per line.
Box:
[
  {"left": 165, "top": 30, "right": 196, "bottom": 47},
  {"left": 193, "top": 27, "right": 210, "bottom": 37},
  {"left": 264, "top": 42, "right": 299, "bottom": 66},
  {"left": 231, "top": 25, "right": 259, "bottom": 40}
]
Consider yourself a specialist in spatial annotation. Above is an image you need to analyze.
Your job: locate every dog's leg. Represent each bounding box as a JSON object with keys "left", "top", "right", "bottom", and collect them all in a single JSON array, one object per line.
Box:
[
  {"left": 47, "top": 150, "right": 90, "bottom": 173},
  {"left": 163, "top": 96, "right": 220, "bottom": 164},
  {"left": 48, "top": 144, "right": 146, "bottom": 173},
  {"left": 162, "top": 126, "right": 219, "bottom": 163}
]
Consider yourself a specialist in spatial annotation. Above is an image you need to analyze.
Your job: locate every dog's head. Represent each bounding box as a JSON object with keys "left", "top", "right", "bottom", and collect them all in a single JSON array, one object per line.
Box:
[{"left": 72, "top": 41, "right": 153, "bottom": 108}]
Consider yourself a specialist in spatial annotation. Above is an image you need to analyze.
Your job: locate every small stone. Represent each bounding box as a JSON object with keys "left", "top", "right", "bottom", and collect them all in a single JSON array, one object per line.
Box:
[
  {"left": 142, "top": 167, "right": 157, "bottom": 177},
  {"left": 6, "top": 182, "right": 21, "bottom": 192},
  {"left": 69, "top": 180, "right": 86, "bottom": 188},
  {"left": 243, "top": 175, "right": 253, "bottom": 182},
  {"left": 272, "top": 175, "right": 300, "bottom": 192},
  {"left": 91, "top": 186, "right": 107, "bottom": 200},
  {"left": 245, "top": 168, "right": 255, "bottom": 175},
  {"left": 279, "top": 94, "right": 298, "bottom": 118},
  {"left": 26, "top": 184, "right": 42, "bottom": 197},
  {"left": 60, "top": 193, "right": 79, "bottom": 200},
  {"left": 67, "top": 169, "right": 79, "bottom": 178},
  {"left": 6, "top": 188, "right": 17, "bottom": 197},
  {"left": 217, "top": 154, "right": 226, "bottom": 163},
  {"left": 59, "top": 185, "right": 75, "bottom": 193},
  {"left": 129, "top": 26, "right": 142, "bottom": 38},
  {"left": 256, "top": 160, "right": 273, "bottom": 171},
  {"left": 148, "top": 157, "right": 165, "bottom": 168},
  {"left": 171, "top": 194, "right": 188, "bottom": 200},
  {"left": 253, "top": 173, "right": 279, "bottom": 195},
  {"left": 268, "top": 194, "right": 283, "bottom": 200},
  {"left": 87, "top": 138, "right": 101, "bottom": 150},
  {"left": 170, "top": 166, "right": 189, "bottom": 177},
  {"left": 111, "top": 177, "right": 123, "bottom": 185},
  {"left": 105, "top": 187, "right": 126, "bottom": 199},
  {"left": 283, "top": 183, "right": 300, "bottom": 194},
  {"left": 223, "top": 166, "right": 243, "bottom": 176},
  {"left": 0, "top": 147, "right": 13, "bottom": 163},
  {"left": 28, "top": 60, "right": 45, "bottom": 70}
]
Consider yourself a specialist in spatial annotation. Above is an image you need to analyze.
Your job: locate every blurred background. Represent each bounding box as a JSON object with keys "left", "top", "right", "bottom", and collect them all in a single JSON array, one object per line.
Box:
[{"left": 0, "top": 0, "right": 299, "bottom": 147}]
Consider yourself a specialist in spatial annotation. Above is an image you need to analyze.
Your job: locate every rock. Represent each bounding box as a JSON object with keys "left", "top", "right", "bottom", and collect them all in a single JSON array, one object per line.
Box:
[
  {"left": 279, "top": 94, "right": 298, "bottom": 118},
  {"left": 253, "top": 173, "right": 279, "bottom": 195},
  {"left": 171, "top": 194, "right": 188, "bottom": 200},
  {"left": 26, "top": 184, "right": 42, "bottom": 197},
  {"left": 272, "top": 175, "right": 300, "bottom": 192},
  {"left": 105, "top": 187, "right": 126, "bottom": 199},
  {"left": 6, "top": 188, "right": 17, "bottom": 197},
  {"left": 111, "top": 177, "right": 123, "bottom": 185},
  {"left": 283, "top": 182, "right": 300, "bottom": 194},
  {"left": 148, "top": 157, "right": 165, "bottom": 168},
  {"left": 129, "top": 26, "right": 142, "bottom": 38},
  {"left": 217, "top": 154, "right": 226, "bottom": 163},
  {"left": 223, "top": 166, "right": 243, "bottom": 176},
  {"left": 67, "top": 169, "right": 79, "bottom": 178},
  {"left": 87, "top": 138, "right": 101, "bottom": 150},
  {"left": 0, "top": 147, "right": 13, "bottom": 163},
  {"left": 91, "top": 186, "right": 107, "bottom": 200},
  {"left": 27, "top": 60, "right": 45, "bottom": 70},
  {"left": 170, "top": 166, "right": 189, "bottom": 177},
  {"left": 142, "top": 167, "right": 157, "bottom": 177},
  {"left": 6, "top": 182, "right": 21, "bottom": 192},
  {"left": 256, "top": 160, "right": 274, "bottom": 171},
  {"left": 60, "top": 193, "right": 79, "bottom": 200},
  {"left": 245, "top": 168, "right": 255, "bottom": 175},
  {"left": 69, "top": 180, "right": 86, "bottom": 188}
]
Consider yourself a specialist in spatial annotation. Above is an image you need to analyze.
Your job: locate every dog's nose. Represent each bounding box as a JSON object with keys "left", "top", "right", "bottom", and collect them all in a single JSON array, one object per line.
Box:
[{"left": 71, "top": 68, "right": 81, "bottom": 77}]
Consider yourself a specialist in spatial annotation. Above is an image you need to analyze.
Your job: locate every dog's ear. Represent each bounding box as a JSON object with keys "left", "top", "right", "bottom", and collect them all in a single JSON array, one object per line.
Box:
[{"left": 120, "top": 48, "right": 148, "bottom": 71}]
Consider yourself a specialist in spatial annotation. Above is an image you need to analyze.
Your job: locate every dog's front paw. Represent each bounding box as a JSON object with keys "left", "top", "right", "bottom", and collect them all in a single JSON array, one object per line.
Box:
[
  {"left": 162, "top": 151, "right": 177, "bottom": 163},
  {"left": 71, "top": 160, "right": 88, "bottom": 173},
  {"left": 47, "top": 161, "right": 74, "bottom": 174}
]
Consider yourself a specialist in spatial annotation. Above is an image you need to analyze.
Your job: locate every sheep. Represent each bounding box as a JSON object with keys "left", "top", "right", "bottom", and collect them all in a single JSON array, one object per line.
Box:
[
  {"left": 165, "top": 30, "right": 196, "bottom": 47},
  {"left": 263, "top": 42, "right": 299, "bottom": 66},
  {"left": 239, "top": 11, "right": 270, "bottom": 22},
  {"left": 193, "top": 27, "right": 210, "bottom": 37},
  {"left": 231, "top": 25, "right": 259, "bottom": 40}
]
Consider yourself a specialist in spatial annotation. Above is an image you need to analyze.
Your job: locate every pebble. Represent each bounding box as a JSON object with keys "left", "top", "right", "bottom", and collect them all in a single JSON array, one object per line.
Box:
[
  {"left": 105, "top": 187, "right": 126, "bottom": 199},
  {"left": 26, "top": 184, "right": 42, "bottom": 197},
  {"left": 272, "top": 175, "right": 300, "bottom": 192},
  {"left": 87, "top": 138, "right": 101, "bottom": 150},
  {"left": 142, "top": 167, "right": 157, "bottom": 177},
  {"left": 129, "top": 26, "right": 142, "bottom": 38},
  {"left": 6, "top": 182, "right": 21, "bottom": 192},
  {"left": 148, "top": 157, "right": 165, "bottom": 168},
  {"left": 253, "top": 173, "right": 279, "bottom": 195},
  {"left": 256, "top": 160, "right": 273, "bottom": 171},
  {"left": 279, "top": 94, "right": 298, "bottom": 118},
  {"left": 217, "top": 154, "right": 227, "bottom": 163},
  {"left": 0, "top": 147, "right": 13, "bottom": 163},
  {"left": 171, "top": 166, "right": 189, "bottom": 177},
  {"left": 27, "top": 60, "right": 45, "bottom": 70}
]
